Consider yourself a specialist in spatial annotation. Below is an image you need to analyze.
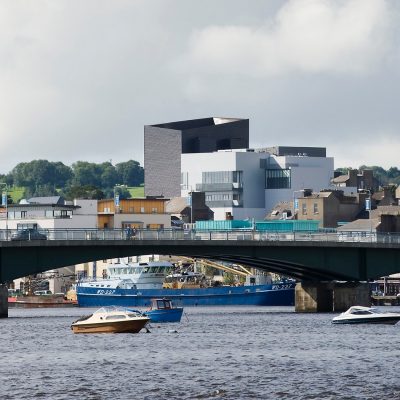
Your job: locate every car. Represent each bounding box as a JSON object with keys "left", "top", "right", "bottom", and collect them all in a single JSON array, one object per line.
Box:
[{"left": 11, "top": 229, "right": 47, "bottom": 241}]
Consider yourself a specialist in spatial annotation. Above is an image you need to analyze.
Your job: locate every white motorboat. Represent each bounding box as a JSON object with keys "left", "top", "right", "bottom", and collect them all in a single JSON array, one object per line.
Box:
[
  {"left": 332, "top": 306, "right": 400, "bottom": 325},
  {"left": 71, "top": 306, "right": 150, "bottom": 334}
]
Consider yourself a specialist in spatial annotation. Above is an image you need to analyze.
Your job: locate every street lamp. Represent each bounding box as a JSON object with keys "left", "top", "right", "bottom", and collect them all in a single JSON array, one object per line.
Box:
[
  {"left": 113, "top": 184, "right": 126, "bottom": 213},
  {"left": 0, "top": 183, "right": 8, "bottom": 239},
  {"left": 358, "top": 189, "right": 372, "bottom": 233},
  {"left": 292, "top": 189, "right": 304, "bottom": 220}
]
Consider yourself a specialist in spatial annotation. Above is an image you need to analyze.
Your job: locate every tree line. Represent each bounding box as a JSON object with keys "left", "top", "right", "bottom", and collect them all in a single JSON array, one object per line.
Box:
[
  {"left": 0, "top": 160, "right": 144, "bottom": 200},
  {"left": 335, "top": 166, "right": 400, "bottom": 187}
]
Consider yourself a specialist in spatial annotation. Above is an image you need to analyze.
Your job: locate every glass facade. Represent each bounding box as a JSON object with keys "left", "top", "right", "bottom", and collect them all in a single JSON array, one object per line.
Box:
[
  {"left": 202, "top": 171, "right": 242, "bottom": 184},
  {"left": 201, "top": 171, "right": 243, "bottom": 207},
  {"left": 265, "top": 169, "right": 291, "bottom": 189}
]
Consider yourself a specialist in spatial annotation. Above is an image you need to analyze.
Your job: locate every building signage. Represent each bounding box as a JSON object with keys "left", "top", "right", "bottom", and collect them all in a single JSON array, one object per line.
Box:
[
  {"left": 115, "top": 194, "right": 120, "bottom": 207},
  {"left": 1, "top": 192, "right": 6, "bottom": 206},
  {"left": 365, "top": 198, "right": 371, "bottom": 211},
  {"left": 294, "top": 198, "right": 299, "bottom": 211}
]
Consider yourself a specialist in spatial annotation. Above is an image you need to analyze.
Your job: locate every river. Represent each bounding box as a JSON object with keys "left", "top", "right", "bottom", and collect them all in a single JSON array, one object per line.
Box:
[{"left": 1, "top": 306, "right": 400, "bottom": 399}]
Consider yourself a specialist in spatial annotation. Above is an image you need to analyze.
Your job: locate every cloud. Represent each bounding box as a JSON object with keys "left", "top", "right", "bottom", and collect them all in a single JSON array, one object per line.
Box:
[
  {"left": 0, "top": 0, "right": 398, "bottom": 173},
  {"left": 179, "top": 0, "right": 393, "bottom": 77}
]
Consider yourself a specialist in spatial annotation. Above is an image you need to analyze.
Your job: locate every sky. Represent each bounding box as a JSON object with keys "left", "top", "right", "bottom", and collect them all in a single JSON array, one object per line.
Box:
[{"left": 1, "top": 0, "right": 399, "bottom": 174}]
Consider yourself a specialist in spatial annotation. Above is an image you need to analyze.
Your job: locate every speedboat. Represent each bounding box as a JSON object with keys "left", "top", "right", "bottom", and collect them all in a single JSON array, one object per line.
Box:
[
  {"left": 332, "top": 306, "right": 400, "bottom": 325},
  {"left": 71, "top": 306, "right": 150, "bottom": 333},
  {"left": 143, "top": 298, "right": 183, "bottom": 323}
]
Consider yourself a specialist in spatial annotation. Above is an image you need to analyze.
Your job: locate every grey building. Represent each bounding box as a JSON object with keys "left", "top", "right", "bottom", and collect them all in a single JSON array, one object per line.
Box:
[{"left": 144, "top": 117, "right": 249, "bottom": 198}]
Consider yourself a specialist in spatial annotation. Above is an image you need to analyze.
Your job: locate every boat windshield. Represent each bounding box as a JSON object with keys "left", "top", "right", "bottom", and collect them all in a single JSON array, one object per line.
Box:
[
  {"left": 351, "top": 310, "right": 374, "bottom": 315},
  {"left": 348, "top": 307, "right": 379, "bottom": 315},
  {"left": 94, "top": 306, "right": 125, "bottom": 314},
  {"left": 105, "top": 315, "right": 127, "bottom": 320}
]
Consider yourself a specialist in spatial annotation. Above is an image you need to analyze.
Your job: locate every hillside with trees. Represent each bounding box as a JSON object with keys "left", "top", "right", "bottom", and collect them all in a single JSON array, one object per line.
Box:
[{"left": 0, "top": 159, "right": 144, "bottom": 201}]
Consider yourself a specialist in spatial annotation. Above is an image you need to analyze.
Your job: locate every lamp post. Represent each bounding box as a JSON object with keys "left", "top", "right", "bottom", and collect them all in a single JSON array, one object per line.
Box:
[
  {"left": 359, "top": 189, "right": 372, "bottom": 234},
  {"left": 292, "top": 189, "right": 304, "bottom": 220},
  {"left": 113, "top": 184, "right": 126, "bottom": 212},
  {"left": 0, "top": 183, "right": 8, "bottom": 240}
]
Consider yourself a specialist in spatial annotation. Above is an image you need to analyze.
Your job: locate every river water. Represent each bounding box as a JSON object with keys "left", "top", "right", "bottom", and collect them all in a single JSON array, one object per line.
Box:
[{"left": 1, "top": 306, "right": 400, "bottom": 399}]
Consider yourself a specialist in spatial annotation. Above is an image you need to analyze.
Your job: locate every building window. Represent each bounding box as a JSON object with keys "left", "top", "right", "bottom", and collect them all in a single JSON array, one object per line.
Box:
[
  {"left": 151, "top": 207, "right": 157, "bottom": 213},
  {"left": 302, "top": 203, "right": 307, "bottom": 215},
  {"left": 140, "top": 207, "right": 145, "bottom": 213},
  {"left": 313, "top": 203, "right": 319, "bottom": 214},
  {"left": 265, "top": 169, "right": 291, "bottom": 189},
  {"left": 202, "top": 171, "right": 242, "bottom": 184}
]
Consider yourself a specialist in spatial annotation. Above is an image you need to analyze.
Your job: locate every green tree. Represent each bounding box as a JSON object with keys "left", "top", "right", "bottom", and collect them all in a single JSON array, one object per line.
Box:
[
  {"left": 63, "top": 185, "right": 105, "bottom": 200},
  {"left": 11, "top": 160, "right": 72, "bottom": 190},
  {"left": 71, "top": 162, "right": 103, "bottom": 187},
  {"left": 115, "top": 160, "right": 144, "bottom": 187},
  {"left": 100, "top": 162, "right": 119, "bottom": 189}
]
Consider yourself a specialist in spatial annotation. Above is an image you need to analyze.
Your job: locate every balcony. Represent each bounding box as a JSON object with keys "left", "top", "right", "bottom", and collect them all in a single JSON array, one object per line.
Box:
[{"left": 206, "top": 200, "right": 243, "bottom": 208}]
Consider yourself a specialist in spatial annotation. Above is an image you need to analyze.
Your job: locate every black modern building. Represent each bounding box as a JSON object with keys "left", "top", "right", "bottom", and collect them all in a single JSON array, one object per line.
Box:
[{"left": 144, "top": 117, "right": 249, "bottom": 198}]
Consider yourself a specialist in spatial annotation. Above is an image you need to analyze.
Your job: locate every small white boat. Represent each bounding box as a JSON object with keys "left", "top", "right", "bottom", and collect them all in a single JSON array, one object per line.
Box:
[
  {"left": 332, "top": 306, "right": 400, "bottom": 325},
  {"left": 71, "top": 306, "right": 150, "bottom": 334}
]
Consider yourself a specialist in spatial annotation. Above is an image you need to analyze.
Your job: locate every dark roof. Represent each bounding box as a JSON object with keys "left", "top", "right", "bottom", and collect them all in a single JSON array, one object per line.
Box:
[
  {"left": 27, "top": 196, "right": 65, "bottom": 205},
  {"left": 149, "top": 117, "right": 243, "bottom": 131}
]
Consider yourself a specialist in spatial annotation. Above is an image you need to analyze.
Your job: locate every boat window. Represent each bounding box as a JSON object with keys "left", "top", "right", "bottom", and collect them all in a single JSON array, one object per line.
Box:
[
  {"left": 105, "top": 315, "right": 127, "bottom": 320},
  {"left": 136, "top": 267, "right": 143, "bottom": 274},
  {"left": 157, "top": 300, "right": 165, "bottom": 309},
  {"left": 163, "top": 300, "right": 171, "bottom": 309},
  {"left": 143, "top": 267, "right": 149, "bottom": 274},
  {"left": 128, "top": 268, "right": 133, "bottom": 274},
  {"left": 351, "top": 310, "right": 373, "bottom": 315}
]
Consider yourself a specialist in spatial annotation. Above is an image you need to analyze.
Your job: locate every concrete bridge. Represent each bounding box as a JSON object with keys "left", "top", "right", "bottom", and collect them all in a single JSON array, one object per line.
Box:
[{"left": 1, "top": 229, "right": 400, "bottom": 316}]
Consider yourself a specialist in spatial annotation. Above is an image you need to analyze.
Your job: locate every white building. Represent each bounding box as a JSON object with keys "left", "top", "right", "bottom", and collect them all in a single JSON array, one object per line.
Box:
[
  {"left": 0, "top": 197, "right": 98, "bottom": 230},
  {"left": 181, "top": 147, "right": 334, "bottom": 220}
]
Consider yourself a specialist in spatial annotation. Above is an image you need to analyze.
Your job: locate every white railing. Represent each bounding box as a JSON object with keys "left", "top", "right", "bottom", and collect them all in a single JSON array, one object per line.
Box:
[{"left": 0, "top": 228, "right": 400, "bottom": 244}]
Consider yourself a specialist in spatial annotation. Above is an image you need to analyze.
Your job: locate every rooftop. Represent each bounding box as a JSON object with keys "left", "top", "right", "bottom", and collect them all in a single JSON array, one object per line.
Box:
[{"left": 149, "top": 117, "right": 244, "bottom": 131}]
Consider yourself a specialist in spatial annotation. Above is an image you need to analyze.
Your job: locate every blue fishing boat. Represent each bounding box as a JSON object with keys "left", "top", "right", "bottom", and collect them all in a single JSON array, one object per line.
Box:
[
  {"left": 143, "top": 298, "right": 183, "bottom": 322},
  {"left": 76, "top": 261, "right": 295, "bottom": 308}
]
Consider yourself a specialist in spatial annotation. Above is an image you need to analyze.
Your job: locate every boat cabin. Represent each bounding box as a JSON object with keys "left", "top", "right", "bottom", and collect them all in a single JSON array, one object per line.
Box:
[
  {"left": 163, "top": 272, "right": 205, "bottom": 289},
  {"left": 151, "top": 298, "right": 174, "bottom": 310}
]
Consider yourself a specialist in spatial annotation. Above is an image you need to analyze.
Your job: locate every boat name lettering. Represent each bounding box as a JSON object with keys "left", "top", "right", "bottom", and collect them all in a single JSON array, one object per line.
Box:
[
  {"left": 96, "top": 289, "right": 116, "bottom": 295},
  {"left": 272, "top": 284, "right": 293, "bottom": 290}
]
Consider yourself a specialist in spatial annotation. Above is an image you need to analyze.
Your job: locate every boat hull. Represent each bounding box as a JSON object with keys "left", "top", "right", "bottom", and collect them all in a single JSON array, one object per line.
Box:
[
  {"left": 76, "top": 282, "right": 295, "bottom": 308},
  {"left": 71, "top": 318, "right": 149, "bottom": 334},
  {"left": 332, "top": 316, "right": 400, "bottom": 325},
  {"left": 145, "top": 307, "right": 183, "bottom": 323}
]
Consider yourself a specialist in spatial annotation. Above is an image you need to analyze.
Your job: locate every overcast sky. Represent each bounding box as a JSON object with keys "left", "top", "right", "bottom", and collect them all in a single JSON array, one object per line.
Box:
[{"left": 1, "top": 0, "right": 399, "bottom": 173}]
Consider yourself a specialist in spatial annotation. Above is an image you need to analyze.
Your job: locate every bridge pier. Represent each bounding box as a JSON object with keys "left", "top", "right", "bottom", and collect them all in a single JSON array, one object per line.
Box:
[
  {"left": 295, "top": 282, "right": 370, "bottom": 313},
  {"left": 0, "top": 284, "right": 8, "bottom": 318}
]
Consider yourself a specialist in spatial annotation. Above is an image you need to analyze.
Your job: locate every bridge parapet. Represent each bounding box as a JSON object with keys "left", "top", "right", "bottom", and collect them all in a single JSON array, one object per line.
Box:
[{"left": 0, "top": 228, "right": 400, "bottom": 245}]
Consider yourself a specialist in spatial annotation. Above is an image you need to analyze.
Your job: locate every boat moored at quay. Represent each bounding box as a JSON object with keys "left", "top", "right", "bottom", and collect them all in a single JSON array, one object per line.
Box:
[{"left": 76, "top": 261, "right": 295, "bottom": 307}]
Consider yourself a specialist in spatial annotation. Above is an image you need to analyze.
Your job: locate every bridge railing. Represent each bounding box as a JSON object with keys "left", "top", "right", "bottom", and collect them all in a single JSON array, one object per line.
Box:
[{"left": 1, "top": 228, "right": 400, "bottom": 244}]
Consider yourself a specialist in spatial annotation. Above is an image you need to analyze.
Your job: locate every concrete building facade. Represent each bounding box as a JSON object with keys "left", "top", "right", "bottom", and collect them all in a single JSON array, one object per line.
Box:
[
  {"left": 181, "top": 148, "right": 334, "bottom": 220},
  {"left": 144, "top": 117, "right": 249, "bottom": 198}
]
